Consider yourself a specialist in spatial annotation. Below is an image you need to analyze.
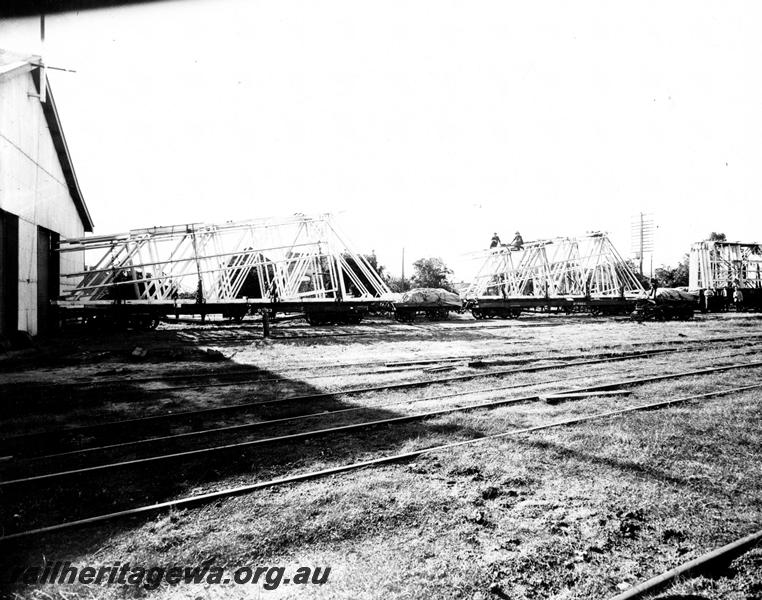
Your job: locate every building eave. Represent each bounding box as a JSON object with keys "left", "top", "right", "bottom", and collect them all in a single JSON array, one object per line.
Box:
[{"left": 31, "top": 66, "right": 94, "bottom": 232}]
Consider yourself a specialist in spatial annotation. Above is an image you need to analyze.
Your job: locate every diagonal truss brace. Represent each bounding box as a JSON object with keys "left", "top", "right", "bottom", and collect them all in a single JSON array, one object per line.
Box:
[
  {"left": 465, "top": 232, "right": 645, "bottom": 299},
  {"left": 58, "top": 214, "right": 392, "bottom": 304}
]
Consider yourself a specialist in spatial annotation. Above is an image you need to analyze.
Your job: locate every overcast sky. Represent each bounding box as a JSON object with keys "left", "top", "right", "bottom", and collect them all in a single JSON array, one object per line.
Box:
[{"left": 1, "top": 0, "right": 760, "bottom": 280}]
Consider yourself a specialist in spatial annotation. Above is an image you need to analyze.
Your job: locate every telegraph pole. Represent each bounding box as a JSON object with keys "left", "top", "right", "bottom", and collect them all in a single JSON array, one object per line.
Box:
[
  {"left": 631, "top": 212, "right": 655, "bottom": 277},
  {"left": 639, "top": 212, "right": 644, "bottom": 275},
  {"left": 401, "top": 247, "right": 405, "bottom": 289}
]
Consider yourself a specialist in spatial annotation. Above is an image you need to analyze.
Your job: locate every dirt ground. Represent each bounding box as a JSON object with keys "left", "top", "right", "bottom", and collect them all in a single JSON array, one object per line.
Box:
[{"left": 0, "top": 311, "right": 761, "bottom": 600}]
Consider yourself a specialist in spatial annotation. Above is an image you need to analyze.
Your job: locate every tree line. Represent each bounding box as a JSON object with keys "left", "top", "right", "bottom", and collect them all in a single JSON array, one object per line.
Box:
[{"left": 363, "top": 254, "right": 456, "bottom": 293}]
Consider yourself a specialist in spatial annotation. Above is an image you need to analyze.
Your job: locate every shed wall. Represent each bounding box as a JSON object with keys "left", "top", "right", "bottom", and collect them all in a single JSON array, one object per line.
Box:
[{"left": 0, "top": 68, "right": 86, "bottom": 335}]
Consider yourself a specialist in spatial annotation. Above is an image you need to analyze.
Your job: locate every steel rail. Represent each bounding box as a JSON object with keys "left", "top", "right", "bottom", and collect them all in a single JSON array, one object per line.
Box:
[
  {"left": 124, "top": 342, "right": 762, "bottom": 395},
  {"left": 2, "top": 330, "right": 755, "bottom": 388},
  {"left": 0, "top": 349, "right": 732, "bottom": 463},
  {"left": 608, "top": 528, "right": 762, "bottom": 600},
  {"left": 2, "top": 383, "right": 759, "bottom": 543},
  {"left": 28, "top": 349, "right": 670, "bottom": 396},
  {"left": 3, "top": 343, "right": 758, "bottom": 455},
  {"left": 0, "top": 352, "right": 483, "bottom": 392},
  {"left": 0, "top": 364, "right": 445, "bottom": 399},
  {"left": 3, "top": 360, "right": 762, "bottom": 487},
  {"left": 0, "top": 348, "right": 681, "bottom": 449},
  {"left": 8, "top": 371, "right": 611, "bottom": 464},
  {"left": 6, "top": 349, "right": 590, "bottom": 398}
]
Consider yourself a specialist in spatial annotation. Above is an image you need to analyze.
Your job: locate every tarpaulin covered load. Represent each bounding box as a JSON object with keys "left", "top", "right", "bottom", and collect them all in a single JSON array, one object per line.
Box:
[
  {"left": 398, "top": 288, "right": 462, "bottom": 308},
  {"left": 654, "top": 289, "right": 698, "bottom": 304}
]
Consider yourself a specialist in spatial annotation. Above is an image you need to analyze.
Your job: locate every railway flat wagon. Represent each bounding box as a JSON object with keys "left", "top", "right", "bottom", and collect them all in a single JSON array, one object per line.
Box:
[
  {"left": 463, "top": 232, "right": 646, "bottom": 319},
  {"left": 393, "top": 288, "right": 462, "bottom": 322},
  {"left": 630, "top": 288, "right": 697, "bottom": 321},
  {"left": 54, "top": 213, "right": 393, "bottom": 329}
]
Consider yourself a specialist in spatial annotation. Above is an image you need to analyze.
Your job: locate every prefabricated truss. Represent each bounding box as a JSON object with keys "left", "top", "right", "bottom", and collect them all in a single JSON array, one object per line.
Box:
[
  {"left": 57, "top": 214, "right": 392, "bottom": 305},
  {"left": 689, "top": 240, "right": 762, "bottom": 291},
  {"left": 464, "top": 232, "right": 645, "bottom": 299}
]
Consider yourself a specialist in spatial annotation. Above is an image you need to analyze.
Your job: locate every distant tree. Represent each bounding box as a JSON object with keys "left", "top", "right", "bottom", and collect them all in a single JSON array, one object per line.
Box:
[
  {"left": 411, "top": 257, "right": 455, "bottom": 291},
  {"left": 341, "top": 252, "right": 387, "bottom": 295},
  {"left": 625, "top": 259, "right": 651, "bottom": 289},
  {"left": 653, "top": 254, "right": 689, "bottom": 288},
  {"left": 362, "top": 252, "right": 385, "bottom": 279},
  {"left": 709, "top": 232, "right": 727, "bottom": 242},
  {"left": 386, "top": 276, "right": 411, "bottom": 293}
]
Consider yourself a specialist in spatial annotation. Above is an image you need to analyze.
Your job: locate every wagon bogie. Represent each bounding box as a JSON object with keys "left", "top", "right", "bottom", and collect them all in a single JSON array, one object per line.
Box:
[{"left": 305, "top": 307, "right": 367, "bottom": 326}]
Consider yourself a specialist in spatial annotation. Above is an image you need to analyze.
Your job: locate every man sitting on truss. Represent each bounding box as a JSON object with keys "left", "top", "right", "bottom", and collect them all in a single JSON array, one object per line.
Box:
[{"left": 510, "top": 231, "right": 524, "bottom": 250}]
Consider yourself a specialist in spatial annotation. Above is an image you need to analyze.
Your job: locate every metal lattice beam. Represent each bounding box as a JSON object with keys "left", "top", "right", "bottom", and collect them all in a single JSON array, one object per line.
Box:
[
  {"left": 689, "top": 241, "right": 762, "bottom": 290},
  {"left": 465, "top": 233, "right": 645, "bottom": 299},
  {"left": 58, "top": 214, "right": 392, "bottom": 303}
]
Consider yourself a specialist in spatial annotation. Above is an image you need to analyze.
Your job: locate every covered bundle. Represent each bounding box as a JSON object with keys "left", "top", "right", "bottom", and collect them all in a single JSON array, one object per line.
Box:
[
  {"left": 399, "top": 288, "right": 462, "bottom": 308},
  {"left": 654, "top": 289, "right": 697, "bottom": 304}
]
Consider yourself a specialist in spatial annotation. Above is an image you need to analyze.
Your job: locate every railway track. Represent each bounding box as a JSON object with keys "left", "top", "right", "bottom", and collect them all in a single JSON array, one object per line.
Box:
[
  {"left": 2, "top": 379, "right": 758, "bottom": 544},
  {"left": 608, "top": 527, "right": 762, "bottom": 600},
  {"left": 0, "top": 340, "right": 756, "bottom": 462},
  {"left": 6, "top": 372, "right": 603, "bottom": 465},
  {"left": 0, "top": 346, "right": 598, "bottom": 397},
  {"left": 0, "top": 345, "right": 713, "bottom": 453},
  {"left": 7, "top": 334, "right": 760, "bottom": 409},
  {"left": 3, "top": 358, "right": 762, "bottom": 487},
  {"left": 6, "top": 331, "right": 762, "bottom": 393},
  {"left": 0, "top": 353, "right": 543, "bottom": 400},
  {"left": 3, "top": 331, "right": 760, "bottom": 544},
  {"left": 2, "top": 346, "right": 758, "bottom": 468}
]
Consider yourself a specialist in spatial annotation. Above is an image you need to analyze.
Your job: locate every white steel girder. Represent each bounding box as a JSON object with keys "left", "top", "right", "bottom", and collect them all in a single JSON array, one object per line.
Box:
[
  {"left": 689, "top": 241, "right": 762, "bottom": 290},
  {"left": 57, "top": 214, "right": 392, "bottom": 303},
  {"left": 465, "top": 233, "right": 645, "bottom": 299}
]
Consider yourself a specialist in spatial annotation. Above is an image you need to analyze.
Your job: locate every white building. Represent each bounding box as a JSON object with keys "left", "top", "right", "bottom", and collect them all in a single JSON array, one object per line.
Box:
[{"left": 0, "top": 50, "right": 93, "bottom": 337}]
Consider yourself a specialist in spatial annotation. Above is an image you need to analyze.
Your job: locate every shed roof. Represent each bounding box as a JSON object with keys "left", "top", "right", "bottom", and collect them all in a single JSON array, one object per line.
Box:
[{"left": 0, "top": 49, "right": 93, "bottom": 232}]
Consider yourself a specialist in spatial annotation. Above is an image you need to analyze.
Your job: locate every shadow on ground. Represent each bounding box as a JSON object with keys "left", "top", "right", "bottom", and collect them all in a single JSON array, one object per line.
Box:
[{"left": 0, "top": 324, "right": 486, "bottom": 562}]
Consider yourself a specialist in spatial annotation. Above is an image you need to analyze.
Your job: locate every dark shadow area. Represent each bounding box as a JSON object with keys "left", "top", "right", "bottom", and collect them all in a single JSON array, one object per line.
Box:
[{"left": 0, "top": 323, "right": 488, "bottom": 568}]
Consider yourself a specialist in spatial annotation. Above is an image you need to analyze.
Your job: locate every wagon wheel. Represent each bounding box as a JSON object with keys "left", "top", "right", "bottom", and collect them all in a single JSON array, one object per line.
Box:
[
  {"left": 396, "top": 309, "right": 415, "bottom": 323},
  {"left": 132, "top": 315, "right": 155, "bottom": 330}
]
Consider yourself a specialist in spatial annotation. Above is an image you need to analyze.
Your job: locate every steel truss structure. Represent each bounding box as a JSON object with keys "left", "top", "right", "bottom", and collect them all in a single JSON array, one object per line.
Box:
[
  {"left": 465, "top": 233, "right": 644, "bottom": 303},
  {"left": 689, "top": 241, "right": 762, "bottom": 291},
  {"left": 57, "top": 214, "right": 391, "bottom": 315}
]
